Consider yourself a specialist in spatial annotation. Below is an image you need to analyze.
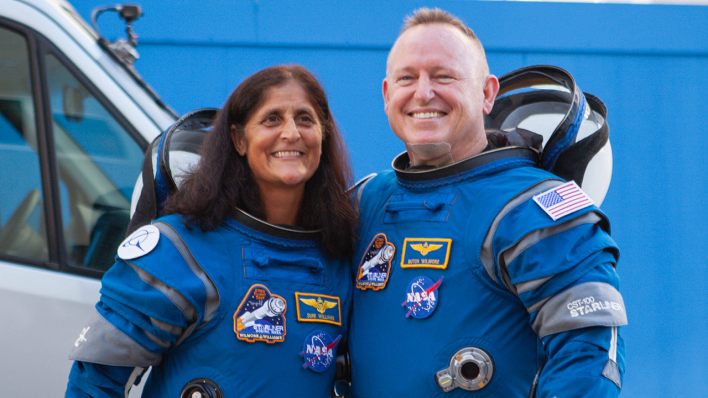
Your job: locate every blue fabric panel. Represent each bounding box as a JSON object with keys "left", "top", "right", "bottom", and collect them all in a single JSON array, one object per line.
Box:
[
  {"left": 518, "top": 251, "right": 617, "bottom": 308},
  {"left": 527, "top": 261, "right": 622, "bottom": 328},
  {"left": 67, "top": 361, "right": 136, "bottom": 398},
  {"left": 126, "top": 218, "right": 227, "bottom": 326},
  {"left": 383, "top": 186, "right": 456, "bottom": 224},
  {"left": 539, "top": 326, "right": 624, "bottom": 397},
  {"left": 99, "top": 259, "right": 191, "bottom": 329},
  {"left": 507, "top": 223, "right": 618, "bottom": 288},
  {"left": 243, "top": 242, "right": 326, "bottom": 286},
  {"left": 541, "top": 93, "right": 587, "bottom": 171},
  {"left": 97, "top": 299, "right": 179, "bottom": 351}
]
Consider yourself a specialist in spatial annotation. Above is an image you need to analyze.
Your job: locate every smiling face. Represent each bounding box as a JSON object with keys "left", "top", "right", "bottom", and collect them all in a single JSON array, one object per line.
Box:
[
  {"left": 232, "top": 81, "right": 323, "bottom": 196},
  {"left": 383, "top": 23, "right": 498, "bottom": 164}
]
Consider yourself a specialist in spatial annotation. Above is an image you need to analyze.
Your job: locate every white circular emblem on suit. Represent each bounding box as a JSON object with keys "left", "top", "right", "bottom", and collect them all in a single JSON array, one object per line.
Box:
[{"left": 117, "top": 225, "right": 160, "bottom": 260}]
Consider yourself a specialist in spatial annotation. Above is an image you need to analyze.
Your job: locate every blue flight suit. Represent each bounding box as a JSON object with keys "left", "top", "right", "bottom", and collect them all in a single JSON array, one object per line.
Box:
[
  {"left": 67, "top": 210, "right": 352, "bottom": 397},
  {"left": 349, "top": 147, "right": 627, "bottom": 397}
]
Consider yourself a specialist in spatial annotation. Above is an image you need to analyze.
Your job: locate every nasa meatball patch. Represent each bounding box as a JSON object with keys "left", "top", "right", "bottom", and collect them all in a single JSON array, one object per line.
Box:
[
  {"left": 117, "top": 225, "right": 159, "bottom": 260},
  {"left": 356, "top": 233, "right": 396, "bottom": 290},
  {"left": 234, "top": 284, "right": 286, "bottom": 343},
  {"left": 300, "top": 330, "right": 342, "bottom": 372},
  {"left": 401, "top": 276, "right": 443, "bottom": 319}
]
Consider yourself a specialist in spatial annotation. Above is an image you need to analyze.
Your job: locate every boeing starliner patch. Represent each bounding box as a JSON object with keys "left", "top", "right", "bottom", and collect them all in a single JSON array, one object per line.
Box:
[
  {"left": 295, "top": 293, "right": 341, "bottom": 325},
  {"left": 356, "top": 233, "right": 396, "bottom": 290},
  {"left": 234, "top": 284, "right": 286, "bottom": 343},
  {"left": 300, "top": 330, "right": 342, "bottom": 372},
  {"left": 117, "top": 225, "right": 159, "bottom": 260},
  {"left": 533, "top": 181, "right": 594, "bottom": 221},
  {"left": 402, "top": 276, "right": 443, "bottom": 319},
  {"left": 401, "top": 238, "right": 452, "bottom": 269}
]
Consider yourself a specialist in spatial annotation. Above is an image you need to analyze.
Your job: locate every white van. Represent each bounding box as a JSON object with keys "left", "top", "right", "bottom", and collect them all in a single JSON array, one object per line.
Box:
[{"left": 0, "top": 0, "right": 176, "bottom": 395}]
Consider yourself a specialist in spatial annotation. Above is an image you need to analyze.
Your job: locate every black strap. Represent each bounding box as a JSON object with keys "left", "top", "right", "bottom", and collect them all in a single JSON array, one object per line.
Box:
[
  {"left": 550, "top": 93, "right": 609, "bottom": 186},
  {"left": 125, "top": 136, "right": 159, "bottom": 236},
  {"left": 528, "top": 357, "right": 548, "bottom": 398}
]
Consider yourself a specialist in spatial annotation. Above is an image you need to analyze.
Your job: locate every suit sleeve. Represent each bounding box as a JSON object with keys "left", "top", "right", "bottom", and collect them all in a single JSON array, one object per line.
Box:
[
  {"left": 66, "top": 221, "right": 221, "bottom": 397},
  {"left": 66, "top": 362, "right": 145, "bottom": 398},
  {"left": 489, "top": 191, "right": 627, "bottom": 397}
]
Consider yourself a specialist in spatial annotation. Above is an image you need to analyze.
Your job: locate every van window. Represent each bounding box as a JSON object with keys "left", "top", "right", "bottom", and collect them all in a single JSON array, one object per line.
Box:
[
  {"left": 45, "top": 54, "right": 143, "bottom": 271},
  {"left": 0, "top": 26, "right": 49, "bottom": 261}
]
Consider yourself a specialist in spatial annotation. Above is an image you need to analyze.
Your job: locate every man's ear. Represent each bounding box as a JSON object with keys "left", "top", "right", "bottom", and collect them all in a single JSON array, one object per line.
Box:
[
  {"left": 230, "top": 125, "right": 246, "bottom": 156},
  {"left": 482, "top": 75, "right": 500, "bottom": 115},
  {"left": 382, "top": 78, "right": 390, "bottom": 111}
]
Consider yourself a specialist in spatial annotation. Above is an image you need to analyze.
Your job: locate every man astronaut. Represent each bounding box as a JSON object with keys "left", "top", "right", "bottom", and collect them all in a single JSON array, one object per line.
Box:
[{"left": 348, "top": 8, "right": 627, "bottom": 397}]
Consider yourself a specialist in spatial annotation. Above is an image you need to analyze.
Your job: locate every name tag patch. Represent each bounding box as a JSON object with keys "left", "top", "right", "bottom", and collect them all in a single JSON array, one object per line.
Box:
[
  {"left": 300, "top": 330, "right": 342, "bottom": 372},
  {"left": 295, "top": 293, "right": 342, "bottom": 326},
  {"left": 234, "top": 284, "right": 286, "bottom": 343},
  {"left": 401, "top": 238, "right": 451, "bottom": 269},
  {"left": 401, "top": 276, "right": 443, "bottom": 319},
  {"left": 356, "top": 233, "right": 396, "bottom": 290}
]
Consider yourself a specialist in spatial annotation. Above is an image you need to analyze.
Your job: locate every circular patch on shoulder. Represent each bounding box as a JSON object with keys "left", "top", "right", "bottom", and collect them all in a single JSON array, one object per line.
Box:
[{"left": 117, "top": 225, "right": 160, "bottom": 260}]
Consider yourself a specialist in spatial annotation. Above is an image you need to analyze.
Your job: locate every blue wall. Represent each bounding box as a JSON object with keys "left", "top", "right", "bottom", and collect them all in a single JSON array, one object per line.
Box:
[{"left": 72, "top": 1, "right": 708, "bottom": 396}]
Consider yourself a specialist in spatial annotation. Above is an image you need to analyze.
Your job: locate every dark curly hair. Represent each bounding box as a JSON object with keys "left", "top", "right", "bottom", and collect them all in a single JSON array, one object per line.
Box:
[{"left": 162, "top": 65, "right": 357, "bottom": 258}]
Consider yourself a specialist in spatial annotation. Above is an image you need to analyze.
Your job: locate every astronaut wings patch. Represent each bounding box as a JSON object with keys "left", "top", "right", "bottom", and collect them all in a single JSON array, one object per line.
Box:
[
  {"left": 295, "top": 293, "right": 341, "bottom": 325},
  {"left": 533, "top": 181, "right": 594, "bottom": 221}
]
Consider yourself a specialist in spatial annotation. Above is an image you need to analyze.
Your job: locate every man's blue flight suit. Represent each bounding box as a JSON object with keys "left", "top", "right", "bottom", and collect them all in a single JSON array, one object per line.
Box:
[{"left": 349, "top": 146, "right": 627, "bottom": 397}]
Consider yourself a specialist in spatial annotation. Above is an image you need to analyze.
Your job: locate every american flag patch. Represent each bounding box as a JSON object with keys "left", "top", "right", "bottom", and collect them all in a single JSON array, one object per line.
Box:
[{"left": 533, "top": 181, "right": 594, "bottom": 221}]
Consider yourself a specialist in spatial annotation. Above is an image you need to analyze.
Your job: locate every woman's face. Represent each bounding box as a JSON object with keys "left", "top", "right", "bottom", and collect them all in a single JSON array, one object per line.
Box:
[{"left": 233, "top": 81, "right": 323, "bottom": 194}]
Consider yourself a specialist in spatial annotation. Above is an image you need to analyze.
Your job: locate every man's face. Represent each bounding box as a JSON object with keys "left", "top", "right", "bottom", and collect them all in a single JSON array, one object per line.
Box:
[{"left": 383, "top": 24, "right": 498, "bottom": 164}]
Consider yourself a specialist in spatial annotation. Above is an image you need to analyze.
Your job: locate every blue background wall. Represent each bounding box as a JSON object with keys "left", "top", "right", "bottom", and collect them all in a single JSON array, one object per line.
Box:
[{"left": 71, "top": 1, "right": 708, "bottom": 396}]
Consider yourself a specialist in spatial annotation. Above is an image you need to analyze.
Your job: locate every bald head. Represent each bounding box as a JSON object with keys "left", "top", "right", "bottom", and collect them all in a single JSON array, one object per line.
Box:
[
  {"left": 382, "top": 9, "right": 500, "bottom": 166},
  {"left": 386, "top": 8, "right": 489, "bottom": 78}
]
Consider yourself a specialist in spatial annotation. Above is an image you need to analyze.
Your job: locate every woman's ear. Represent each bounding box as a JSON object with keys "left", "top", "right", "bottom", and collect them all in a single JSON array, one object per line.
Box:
[{"left": 230, "top": 125, "right": 247, "bottom": 156}]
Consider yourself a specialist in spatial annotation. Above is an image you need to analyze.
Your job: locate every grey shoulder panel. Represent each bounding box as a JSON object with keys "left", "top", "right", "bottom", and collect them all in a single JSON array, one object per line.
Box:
[
  {"left": 126, "top": 261, "right": 198, "bottom": 346},
  {"left": 531, "top": 282, "right": 628, "bottom": 338},
  {"left": 347, "top": 173, "right": 377, "bottom": 207},
  {"left": 347, "top": 173, "right": 377, "bottom": 195},
  {"left": 602, "top": 326, "right": 622, "bottom": 388},
  {"left": 499, "top": 211, "right": 604, "bottom": 294},
  {"left": 480, "top": 179, "right": 564, "bottom": 286},
  {"left": 127, "top": 261, "right": 197, "bottom": 326},
  {"left": 69, "top": 310, "right": 161, "bottom": 367},
  {"left": 603, "top": 359, "right": 622, "bottom": 388},
  {"left": 154, "top": 221, "right": 220, "bottom": 326},
  {"left": 515, "top": 275, "right": 554, "bottom": 295}
]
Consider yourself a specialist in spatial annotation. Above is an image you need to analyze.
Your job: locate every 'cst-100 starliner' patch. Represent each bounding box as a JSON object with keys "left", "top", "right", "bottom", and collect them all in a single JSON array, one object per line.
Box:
[
  {"left": 356, "top": 233, "right": 395, "bottom": 290},
  {"left": 234, "top": 284, "right": 286, "bottom": 343}
]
